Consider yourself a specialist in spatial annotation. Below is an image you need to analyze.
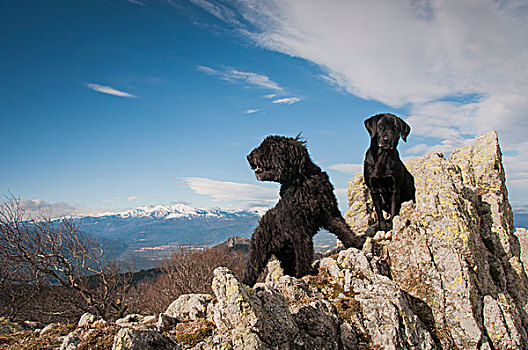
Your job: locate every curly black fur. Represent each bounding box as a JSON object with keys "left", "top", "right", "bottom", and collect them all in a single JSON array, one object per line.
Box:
[{"left": 242, "top": 135, "right": 365, "bottom": 286}]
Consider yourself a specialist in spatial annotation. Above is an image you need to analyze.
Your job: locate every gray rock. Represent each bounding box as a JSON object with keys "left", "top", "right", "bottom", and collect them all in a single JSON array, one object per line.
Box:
[
  {"left": 515, "top": 227, "right": 528, "bottom": 276},
  {"left": 60, "top": 331, "right": 82, "bottom": 350},
  {"left": 115, "top": 314, "right": 153, "bottom": 327},
  {"left": 165, "top": 294, "right": 213, "bottom": 322},
  {"left": 320, "top": 249, "right": 436, "bottom": 349},
  {"left": 39, "top": 322, "right": 59, "bottom": 337},
  {"left": 112, "top": 328, "right": 178, "bottom": 350},
  {"left": 210, "top": 267, "right": 298, "bottom": 348},
  {"left": 78, "top": 312, "right": 99, "bottom": 327},
  {"left": 157, "top": 313, "right": 178, "bottom": 333}
]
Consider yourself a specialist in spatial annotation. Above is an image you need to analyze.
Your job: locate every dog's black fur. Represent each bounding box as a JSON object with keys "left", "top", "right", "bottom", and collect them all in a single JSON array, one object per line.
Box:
[
  {"left": 243, "top": 135, "right": 365, "bottom": 286},
  {"left": 363, "top": 113, "right": 415, "bottom": 230}
]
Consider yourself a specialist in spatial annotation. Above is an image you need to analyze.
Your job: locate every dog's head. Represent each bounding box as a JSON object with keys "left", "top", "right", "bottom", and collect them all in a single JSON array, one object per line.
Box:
[
  {"left": 247, "top": 135, "right": 315, "bottom": 183},
  {"left": 364, "top": 113, "right": 411, "bottom": 150}
]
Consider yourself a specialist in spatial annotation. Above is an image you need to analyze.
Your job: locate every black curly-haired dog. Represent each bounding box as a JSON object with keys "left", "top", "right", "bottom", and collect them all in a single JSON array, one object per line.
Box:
[
  {"left": 242, "top": 135, "right": 365, "bottom": 286},
  {"left": 364, "top": 113, "right": 416, "bottom": 230}
]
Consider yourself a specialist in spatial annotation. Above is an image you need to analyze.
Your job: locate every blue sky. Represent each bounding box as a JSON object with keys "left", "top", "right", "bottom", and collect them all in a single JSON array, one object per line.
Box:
[{"left": 2, "top": 0, "right": 528, "bottom": 216}]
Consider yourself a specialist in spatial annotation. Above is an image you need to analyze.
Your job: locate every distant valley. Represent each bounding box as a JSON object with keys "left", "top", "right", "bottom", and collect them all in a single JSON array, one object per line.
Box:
[
  {"left": 71, "top": 204, "right": 260, "bottom": 269},
  {"left": 70, "top": 204, "right": 527, "bottom": 270}
]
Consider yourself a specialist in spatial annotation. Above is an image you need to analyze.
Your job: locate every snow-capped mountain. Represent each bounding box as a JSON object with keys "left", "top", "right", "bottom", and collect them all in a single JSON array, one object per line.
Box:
[
  {"left": 84, "top": 203, "right": 259, "bottom": 220},
  {"left": 71, "top": 204, "right": 262, "bottom": 269}
]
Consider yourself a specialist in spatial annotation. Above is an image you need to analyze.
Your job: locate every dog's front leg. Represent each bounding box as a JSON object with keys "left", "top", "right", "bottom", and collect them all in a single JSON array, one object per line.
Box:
[
  {"left": 371, "top": 192, "right": 385, "bottom": 231},
  {"left": 390, "top": 189, "right": 401, "bottom": 222},
  {"left": 324, "top": 216, "right": 365, "bottom": 249},
  {"left": 293, "top": 235, "right": 315, "bottom": 278},
  {"left": 242, "top": 222, "right": 274, "bottom": 286}
]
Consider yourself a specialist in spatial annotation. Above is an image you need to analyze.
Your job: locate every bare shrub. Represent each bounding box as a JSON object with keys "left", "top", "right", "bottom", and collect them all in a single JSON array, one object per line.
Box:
[
  {"left": 0, "top": 195, "right": 131, "bottom": 322},
  {"left": 127, "top": 245, "right": 246, "bottom": 315}
]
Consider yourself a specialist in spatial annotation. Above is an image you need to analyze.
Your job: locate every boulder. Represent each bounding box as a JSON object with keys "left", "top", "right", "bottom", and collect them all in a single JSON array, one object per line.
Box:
[
  {"left": 60, "top": 331, "right": 82, "bottom": 350},
  {"left": 78, "top": 312, "right": 100, "bottom": 327},
  {"left": 112, "top": 328, "right": 177, "bottom": 350},
  {"left": 165, "top": 294, "right": 213, "bottom": 322}
]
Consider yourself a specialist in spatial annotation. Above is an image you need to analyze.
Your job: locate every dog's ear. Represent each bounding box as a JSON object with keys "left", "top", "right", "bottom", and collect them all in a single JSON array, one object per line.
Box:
[
  {"left": 398, "top": 117, "right": 411, "bottom": 142},
  {"left": 364, "top": 115, "right": 381, "bottom": 137}
]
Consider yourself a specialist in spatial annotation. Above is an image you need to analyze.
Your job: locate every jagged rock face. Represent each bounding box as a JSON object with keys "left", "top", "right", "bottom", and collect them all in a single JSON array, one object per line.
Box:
[
  {"left": 320, "top": 249, "right": 436, "bottom": 349},
  {"left": 344, "top": 173, "right": 377, "bottom": 234},
  {"left": 346, "top": 131, "right": 528, "bottom": 349},
  {"left": 516, "top": 228, "right": 528, "bottom": 276}
]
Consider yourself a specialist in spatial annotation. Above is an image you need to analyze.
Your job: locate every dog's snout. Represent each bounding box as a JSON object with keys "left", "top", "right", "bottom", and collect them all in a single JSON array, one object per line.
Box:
[{"left": 382, "top": 136, "right": 389, "bottom": 143}]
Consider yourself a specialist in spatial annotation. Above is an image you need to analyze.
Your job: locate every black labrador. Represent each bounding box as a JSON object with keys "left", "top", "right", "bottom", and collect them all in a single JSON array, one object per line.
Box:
[{"left": 363, "top": 113, "right": 415, "bottom": 230}]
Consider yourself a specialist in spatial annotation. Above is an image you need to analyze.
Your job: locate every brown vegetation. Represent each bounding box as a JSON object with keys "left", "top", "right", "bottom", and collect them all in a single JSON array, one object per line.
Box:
[
  {"left": 0, "top": 196, "right": 130, "bottom": 323},
  {"left": 126, "top": 245, "right": 246, "bottom": 315},
  {"left": 0, "top": 195, "right": 247, "bottom": 325}
]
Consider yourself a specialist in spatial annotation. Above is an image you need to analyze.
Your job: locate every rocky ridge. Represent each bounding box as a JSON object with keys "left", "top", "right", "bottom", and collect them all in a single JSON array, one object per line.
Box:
[{"left": 1, "top": 131, "right": 527, "bottom": 349}]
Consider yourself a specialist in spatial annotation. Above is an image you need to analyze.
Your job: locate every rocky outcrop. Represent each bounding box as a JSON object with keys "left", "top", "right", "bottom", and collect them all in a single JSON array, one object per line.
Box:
[
  {"left": 3, "top": 131, "right": 526, "bottom": 350},
  {"left": 346, "top": 130, "right": 528, "bottom": 349}
]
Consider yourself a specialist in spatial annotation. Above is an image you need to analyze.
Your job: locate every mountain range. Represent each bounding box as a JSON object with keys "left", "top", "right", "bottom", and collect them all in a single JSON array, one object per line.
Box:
[
  {"left": 69, "top": 204, "right": 261, "bottom": 269},
  {"left": 67, "top": 203, "right": 528, "bottom": 270}
]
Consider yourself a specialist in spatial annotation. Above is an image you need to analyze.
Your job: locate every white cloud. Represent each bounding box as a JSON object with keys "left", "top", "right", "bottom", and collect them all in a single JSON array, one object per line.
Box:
[
  {"left": 328, "top": 163, "right": 363, "bottom": 175},
  {"left": 195, "top": 0, "right": 528, "bottom": 203},
  {"left": 126, "top": 0, "right": 146, "bottom": 5},
  {"left": 197, "top": 65, "right": 284, "bottom": 91},
  {"left": 229, "top": 0, "right": 528, "bottom": 107},
  {"left": 182, "top": 177, "right": 278, "bottom": 208},
  {"left": 196, "top": 65, "right": 218, "bottom": 75},
  {"left": 16, "top": 199, "right": 106, "bottom": 219},
  {"left": 264, "top": 94, "right": 276, "bottom": 99},
  {"left": 246, "top": 109, "right": 259, "bottom": 114},
  {"left": 128, "top": 196, "right": 140, "bottom": 202},
  {"left": 189, "top": 0, "right": 239, "bottom": 23},
  {"left": 226, "top": 68, "right": 283, "bottom": 91},
  {"left": 86, "top": 83, "right": 136, "bottom": 98},
  {"left": 272, "top": 97, "right": 301, "bottom": 105}
]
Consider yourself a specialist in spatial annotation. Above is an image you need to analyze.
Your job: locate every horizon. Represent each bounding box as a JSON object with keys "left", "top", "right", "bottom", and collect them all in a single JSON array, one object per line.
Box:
[{"left": 2, "top": 0, "right": 528, "bottom": 214}]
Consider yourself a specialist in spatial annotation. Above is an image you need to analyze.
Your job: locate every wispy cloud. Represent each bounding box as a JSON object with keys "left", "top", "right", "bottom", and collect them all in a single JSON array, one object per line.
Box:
[
  {"left": 246, "top": 109, "right": 259, "bottom": 114},
  {"left": 86, "top": 83, "right": 136, "bottom": 98},
  {"left": 17, "top": 199, "right": 106, "bottom": 219},
  {"left": 272, "top": 97, "right": 301, "bottom": 105},
  {"left": 182, "top": 177, "right": 278, "bottom": 209},
  {"left": 227, "top": 68, "right": 283, "bottom": 91},
  {"left": 328, "top": 163, "right": 363, "bottom": 175},
  {"left": 196, "top": 65, "right": 283, "bottom": 91},
  {"left": 126, "top": 0, "right": 146, "bottom": 6},
  {"left": 196, "top": 65, "right": 219, "bottom": 75},
  {"left": 128, "top": 196, "right": 140, "bottom": 202},
  {"left": 189, "top": 0, "right": 239, "bottom": 24}
]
